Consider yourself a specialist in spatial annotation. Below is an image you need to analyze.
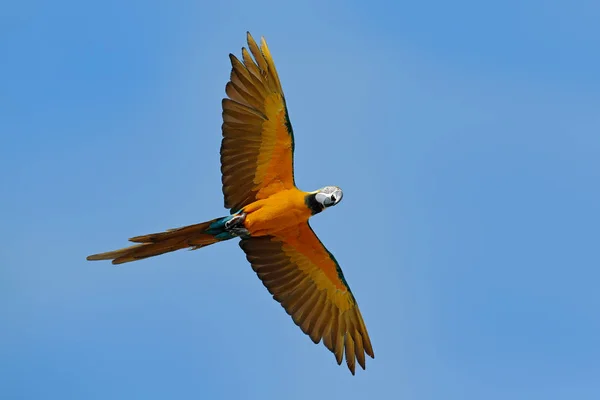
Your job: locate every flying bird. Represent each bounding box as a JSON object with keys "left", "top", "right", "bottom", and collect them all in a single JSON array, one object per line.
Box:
[{"left": 87, "top": 32, "right": 374, "bottom": 374}]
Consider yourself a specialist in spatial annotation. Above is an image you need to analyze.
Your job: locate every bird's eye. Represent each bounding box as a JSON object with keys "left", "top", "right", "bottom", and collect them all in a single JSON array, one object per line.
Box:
[{"left": 330, "top": 195, "right": 336, "bottom": 202}]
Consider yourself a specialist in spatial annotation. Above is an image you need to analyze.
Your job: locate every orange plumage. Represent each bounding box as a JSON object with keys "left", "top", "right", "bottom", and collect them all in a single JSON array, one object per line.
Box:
[
  {"left": 87, "top": 32, "right": 374, "bottom": 374},
  {"left": 242, "top": 188, "right": 311, "bottom": 236}
]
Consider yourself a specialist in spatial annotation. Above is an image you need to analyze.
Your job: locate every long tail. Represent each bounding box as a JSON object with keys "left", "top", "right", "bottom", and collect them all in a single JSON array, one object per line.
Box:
[{"left": 87, "top": 216, "right": 236, "bottom": 265}]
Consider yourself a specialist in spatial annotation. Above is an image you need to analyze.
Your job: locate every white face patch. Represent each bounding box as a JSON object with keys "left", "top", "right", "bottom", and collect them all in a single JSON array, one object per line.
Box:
[{"left": 315, "top": 186, "right": 343, "bottom": 208}]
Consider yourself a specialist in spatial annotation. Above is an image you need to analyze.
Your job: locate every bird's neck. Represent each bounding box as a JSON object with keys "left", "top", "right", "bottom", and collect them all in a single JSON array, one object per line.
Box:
[{"left": 304, "top": 193, "right": 324, "bottom": 215}]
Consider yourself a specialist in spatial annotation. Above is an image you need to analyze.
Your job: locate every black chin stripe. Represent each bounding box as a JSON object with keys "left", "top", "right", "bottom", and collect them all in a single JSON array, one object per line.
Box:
[{"left": 305, "top": 193, "right": 324, "bottom": 215}]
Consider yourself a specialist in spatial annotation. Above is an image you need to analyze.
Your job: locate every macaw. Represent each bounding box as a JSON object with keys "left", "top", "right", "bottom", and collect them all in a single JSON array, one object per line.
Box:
[{"left": 87, "top": 32, "right": 374, "bottom": 374}]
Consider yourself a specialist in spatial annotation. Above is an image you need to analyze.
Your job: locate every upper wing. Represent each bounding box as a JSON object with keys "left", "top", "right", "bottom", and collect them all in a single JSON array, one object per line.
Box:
[
  {"left": 221, "top": 32, "right": 295, "bottom": 213},
  {"left": 239, "top": 223, "right": 374, "bottom": 374}
]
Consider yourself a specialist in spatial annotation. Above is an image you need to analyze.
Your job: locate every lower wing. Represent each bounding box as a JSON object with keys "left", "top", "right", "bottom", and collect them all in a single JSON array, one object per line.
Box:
[{"left": 239, "top": 222, "right": 374, "bottom": 374}]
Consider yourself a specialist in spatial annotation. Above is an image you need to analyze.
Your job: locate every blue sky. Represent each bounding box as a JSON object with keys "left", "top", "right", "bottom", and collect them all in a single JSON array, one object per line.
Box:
[{"left": 1, "top": 1, "right": 599, "bottom": 399}]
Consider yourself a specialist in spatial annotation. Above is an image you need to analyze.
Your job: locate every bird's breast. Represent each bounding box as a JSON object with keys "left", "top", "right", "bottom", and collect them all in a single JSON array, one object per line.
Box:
[{"left": 243, "top": 189, "right": 311, "bottom": 236}]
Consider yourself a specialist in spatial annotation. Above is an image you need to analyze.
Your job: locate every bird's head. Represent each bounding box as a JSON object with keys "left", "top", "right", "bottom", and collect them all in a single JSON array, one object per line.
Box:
[
  {"left": 316, "top": 186, "right": 343, "bottom": 207},
  {"left": 306, "top": 186, "right": 343, "bottom": 214}
]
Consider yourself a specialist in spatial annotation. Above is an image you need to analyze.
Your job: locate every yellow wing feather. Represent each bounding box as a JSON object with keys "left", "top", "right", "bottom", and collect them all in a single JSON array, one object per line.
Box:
[
  {"left": 239, "top": 223, "right": 374, "bottom": 374},
  {"left": 221, "top": 33, "right": 295, "bottom": 213}
]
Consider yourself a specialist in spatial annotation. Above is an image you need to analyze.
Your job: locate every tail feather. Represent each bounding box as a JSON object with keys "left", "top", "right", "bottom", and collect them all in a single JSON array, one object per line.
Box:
[
  {"left": 87, "top": 217, "right": 228, "bottom": 265},
  {"left": 129, "top": 221, "right": 219, "bottom": 243}
]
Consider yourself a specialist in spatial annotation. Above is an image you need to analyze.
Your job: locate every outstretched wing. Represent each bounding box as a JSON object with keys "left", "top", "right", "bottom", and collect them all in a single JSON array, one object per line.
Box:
[
  {"left": 239, "top": 223, "right": 374, "bottom": 374},
  {"left": 221, "top": 32, "right": 295, "bottom": 213}
]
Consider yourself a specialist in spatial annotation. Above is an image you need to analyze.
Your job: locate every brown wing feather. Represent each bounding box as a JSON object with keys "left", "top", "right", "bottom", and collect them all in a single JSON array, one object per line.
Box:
[
  {"left": 221, "top": 32, "right": 295, "bottom": 213},
  {"left": 239, "top": 224, "right": 374, "bottom": 374}
]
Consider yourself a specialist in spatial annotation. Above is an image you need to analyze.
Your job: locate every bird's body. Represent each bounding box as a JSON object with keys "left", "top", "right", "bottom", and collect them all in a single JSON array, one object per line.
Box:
[
  {"left": 88, "top": 33, "right": 373, "bottom": 374},
  {"left": 243, "top": 187, "right": 311, "bottom": 236}
]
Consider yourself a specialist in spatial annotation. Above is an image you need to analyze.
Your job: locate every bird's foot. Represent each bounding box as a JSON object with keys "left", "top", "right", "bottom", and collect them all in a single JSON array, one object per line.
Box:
[{"left": 225, "top": 212, "right": 249, "bottom": 237}]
